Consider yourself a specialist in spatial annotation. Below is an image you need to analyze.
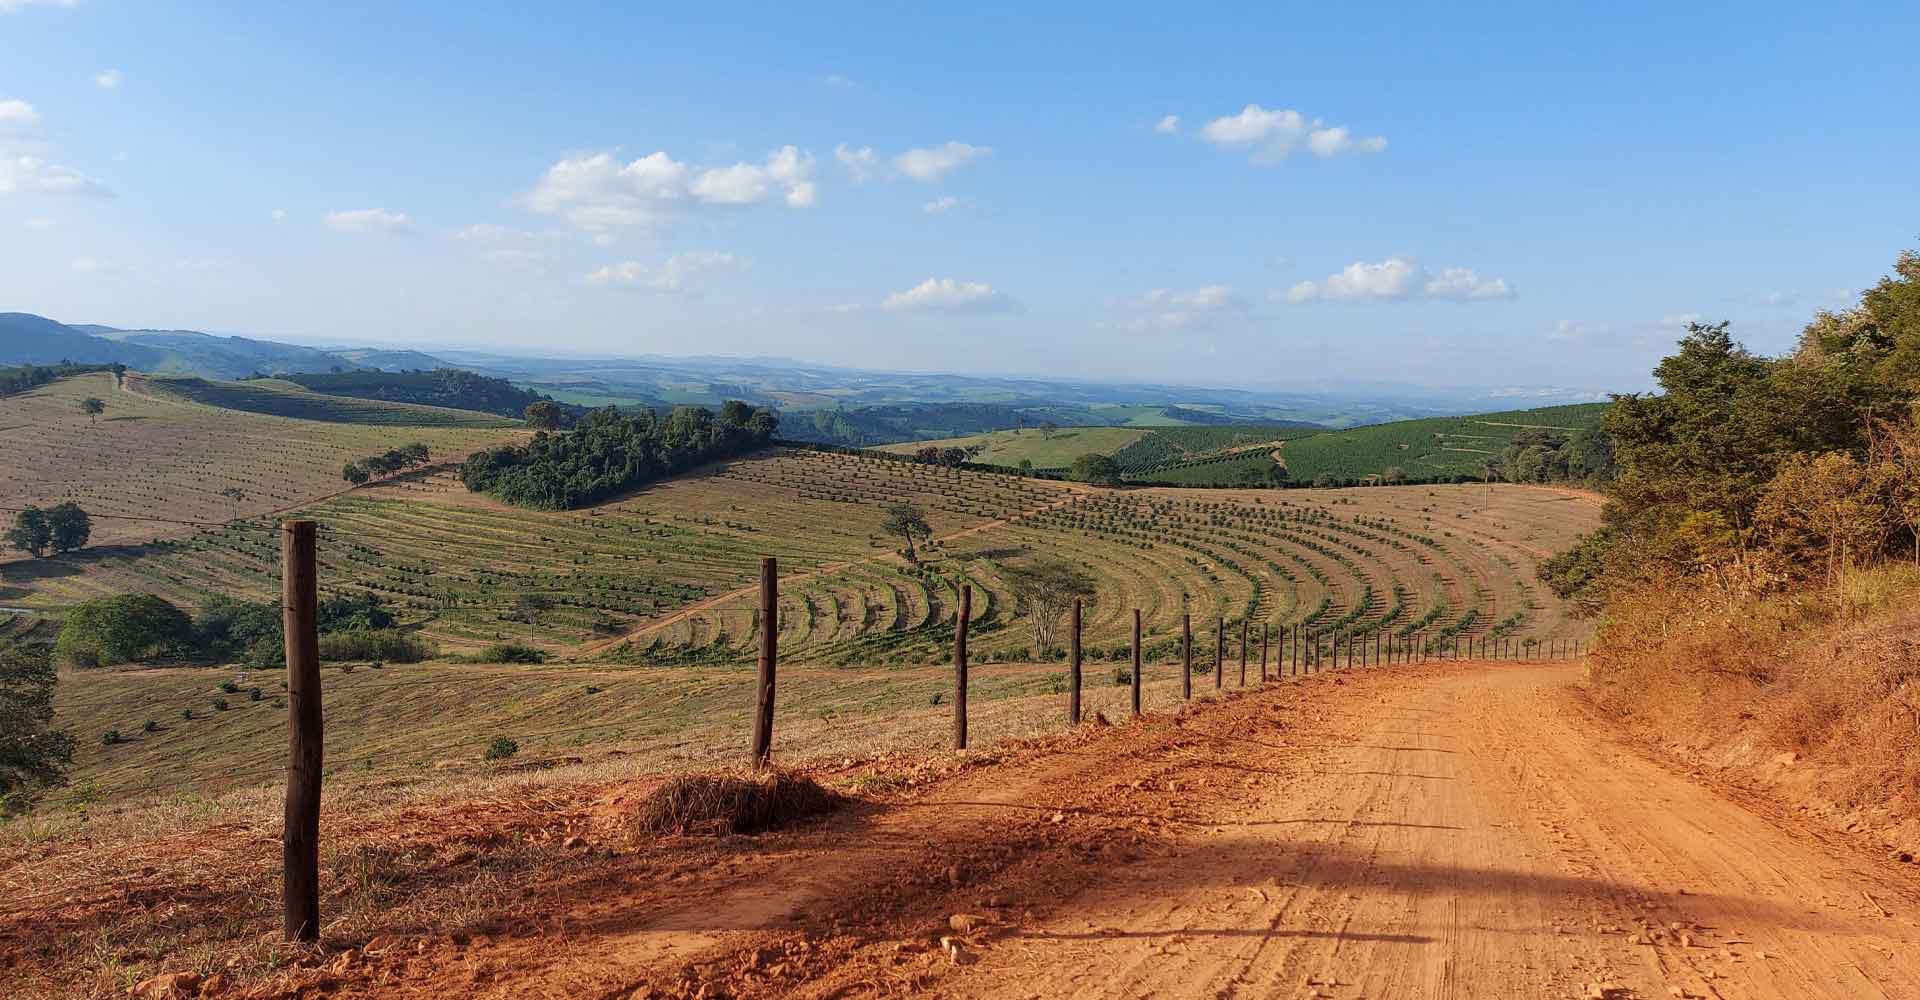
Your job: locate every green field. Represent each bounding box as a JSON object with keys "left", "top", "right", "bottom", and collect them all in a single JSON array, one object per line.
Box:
[{"left": 875, "top": 426, "right": 1151, "bottom": 467}]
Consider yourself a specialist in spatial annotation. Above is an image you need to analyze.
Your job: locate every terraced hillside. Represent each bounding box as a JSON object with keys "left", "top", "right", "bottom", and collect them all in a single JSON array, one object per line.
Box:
[{"left": 0, "top": 372, "right": 523, "bottom": 549}]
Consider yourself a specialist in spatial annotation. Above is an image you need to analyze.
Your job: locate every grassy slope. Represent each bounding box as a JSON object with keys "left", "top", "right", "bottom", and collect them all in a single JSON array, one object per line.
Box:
[
  {"left": 874, "top": 426, "right": 1150, "bottom": 467},
  {"left": 137, "top": 374, "right": 519, "bottom": 428}
]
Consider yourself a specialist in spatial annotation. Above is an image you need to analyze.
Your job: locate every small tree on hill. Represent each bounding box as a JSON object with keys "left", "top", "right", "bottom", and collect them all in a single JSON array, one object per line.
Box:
[
  {"left": 4, "top": 507, "right": 51, "bottom": 558},
  {"left": 342, "top": 462, "right": 371, "bottom": 486},
  {"left": 881, "top": 502, "right": 932, "bottom": 565},
  {"left": 524, "top": 401, "right": 564, "bottom": 430},
  {"left": 0, "top": 641, "right": 74, "bottom": 812},
  {"left": 1070, "top": 453, "right": 1123, "bottom": 487},
  {"left": 1003, "top": 560, "right": 1097, "bottom": 652},
  {"left": 1039, "top": 421, "right": 1059, "bottom": 440},
  {"left": 79, "top": 397, "right": 105, "bottom": 428},
  {"left": 45, "top": 503, "right": 90, "bottom": 555}
]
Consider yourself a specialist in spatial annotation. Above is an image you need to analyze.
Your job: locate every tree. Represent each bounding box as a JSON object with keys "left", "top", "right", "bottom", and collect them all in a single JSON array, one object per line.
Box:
[
  {"left": 45, "top": 502, "right": 90, "bottom": 555},
  {"left": 1002, "top": 560, "right": 1097, "bottom": 651},
  {"left": 79, "top": 397, "right": 105, "bottom": 427},
  {"left": 53, "top": 594, "right": 196, "bottom": 667},
  {"left": 524, "top": 400, "right": 565, "bottom": 430},
  {"left": 4, "top": 507, "right": 51, "bottom": 557},
  {"left": 1754, "top": 451, "right": 1900, "bottom": 587},
  {"left": 218, "top": 486, "right": 248, "bottom": 520},
  {"left": 1070, "top": 453, "right": 1123, "bottom": 487},
  {"left": 881, "top": 502, "right": 932, "bottom": 565},
  {"left": 342, "top": 462, "right": 371, "bottom": 486},
  {"left": 1039, "top": 421, "right": 1060, "bottom": 440},
  {"left": 0, "top": 641, "right": 73, "bottom": 811},
  {"left": 401, "top": 442, "right": 430, "bottom": 466},
  {"left": 1381, "top": 465, "right": 1407, "bottom": 484}
]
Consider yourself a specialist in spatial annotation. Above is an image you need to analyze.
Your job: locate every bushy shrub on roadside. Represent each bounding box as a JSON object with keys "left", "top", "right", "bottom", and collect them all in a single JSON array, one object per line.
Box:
[
  {"left": 318, "top": 630, "right": 435, "bottom": 664},
  {"left": 476, "top": 642, "right": 546, "bottom": 664}
]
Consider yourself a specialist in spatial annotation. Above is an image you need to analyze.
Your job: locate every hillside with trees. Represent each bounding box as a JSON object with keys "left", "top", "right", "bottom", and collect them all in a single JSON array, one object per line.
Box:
[
  {"left": 459, "top": 401, "right": 778, "bottom": 509},
  {"left": 1542, "top": 247, "right": 1920, "bottom": 831},
  {"left": 279, "top": 369, "right": 556, "bottom": 419}
]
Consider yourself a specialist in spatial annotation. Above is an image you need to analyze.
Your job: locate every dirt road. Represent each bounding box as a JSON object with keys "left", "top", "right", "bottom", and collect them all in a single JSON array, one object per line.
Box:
[{"left": 256, "top": 662, "right": 1920, "bottom": 1000}]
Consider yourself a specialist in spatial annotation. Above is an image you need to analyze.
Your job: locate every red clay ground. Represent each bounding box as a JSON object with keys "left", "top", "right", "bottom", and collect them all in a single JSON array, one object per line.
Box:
[{"left": 6, "top": 662, "right": 1920, "bottom": 999}]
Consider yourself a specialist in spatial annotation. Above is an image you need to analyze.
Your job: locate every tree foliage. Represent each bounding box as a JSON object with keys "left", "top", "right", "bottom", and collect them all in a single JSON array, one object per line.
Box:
[
  {"left": 1071, "top": 453, "right": 1124, "bottom": 486},
  {"left": 881, "top": 502, "right": 932, "bottom": 564},
  {"left": 0, "top": 641, "right": 72, "bottom": 810},
  {"left": 460, "top": 403, "right": 777, "bottom": 510},
  {"left": 54, "top": 594, "right": 197, "bottom": 667},
  {"left": 5, "top": 502, "right": 89, "bottom": 557},
  {"left": 524, "top": 400, "right": 565, "bottom": 430}
]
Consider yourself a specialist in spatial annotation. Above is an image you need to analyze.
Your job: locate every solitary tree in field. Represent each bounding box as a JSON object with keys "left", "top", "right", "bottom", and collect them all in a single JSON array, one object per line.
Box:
[
  {"left": 1039, "top": 421, "right": 1059, "bottom": 440},
  {"left": 45, "top": 503, "right": 91, "bottom": 556},
  {"left": 881, "top": 502, "right": 933, "bottom": 565},
  {"left": 1003, "top": 560, "right": 1097, "bottom": 652},
  {"left": 1070, "top": 453, "right": 1123, "bottom": 487},
  {"left": 524, "top": 401, "right": 564, "bottom": 430},
  {"left": 218, "top": 487, "right": 247, "bottom": 520},
  {"left": 4, "top": 507, "right": 51, "bottom": 558},
  {"left": 79, "top": 397, "right": 105, "bottom": 428}
]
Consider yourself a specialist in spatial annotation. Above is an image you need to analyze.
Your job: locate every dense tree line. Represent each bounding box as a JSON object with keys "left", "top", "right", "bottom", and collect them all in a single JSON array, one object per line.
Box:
[
  {"left": 1544, "top": 248, "right": 1920, "bottom": 608},
  {"left": 53, "top": 591, "right": 398, "bottom": 668},
  {"left": 342, "top": 442, "right": 431, "bottom": 485},
  {"left": 0, "top": 362, "right": 118, "bottom": 397},
  {"left": 458, "top": 402, "right": 778, "bottom": 510},
  {"left": 1497, "top": 427, "right": 1615, "bottom": 485}
]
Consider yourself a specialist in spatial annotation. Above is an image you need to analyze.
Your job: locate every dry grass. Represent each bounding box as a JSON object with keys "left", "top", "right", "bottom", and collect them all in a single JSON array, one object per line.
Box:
[
  {"left": 1588, "top": 561, "right": 1920, "bottom": 831},
  {"left": 631, "top": 769, "right": 840, "bottom": 836}
]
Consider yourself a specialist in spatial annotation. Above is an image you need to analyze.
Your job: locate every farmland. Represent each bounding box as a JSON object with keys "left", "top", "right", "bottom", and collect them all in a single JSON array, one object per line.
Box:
[
  {"left": 131, "top": 373, "right": 520, "bottom": 427},
  {"left": 877, "top": 424, "right": 1317, "bottom": 472},
  {"left": 0, "top": 372, "right": 523, "bottom": 551}
]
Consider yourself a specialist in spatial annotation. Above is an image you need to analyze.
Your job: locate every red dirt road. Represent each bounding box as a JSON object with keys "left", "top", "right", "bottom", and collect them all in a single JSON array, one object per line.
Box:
[{"left": 295, "top": 661, "right": 1920, "bottom": 1000}]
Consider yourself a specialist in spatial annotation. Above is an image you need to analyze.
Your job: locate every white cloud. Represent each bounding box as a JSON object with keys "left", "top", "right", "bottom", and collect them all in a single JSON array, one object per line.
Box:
[
  {"left": 825, "top": 74, "right": 856, "bottom": 90},
  {"left": 0, "top": 99, "right": 39, "bottom": 125},
  {"left": 324, "top": 208, "right": 410, "bottom": 233},
  {"left": 528, "top": 146, "right": 816, "bottom": 230},
  {"left": 1133, "top": 285, "right": 1251, "bottom": 331},
  {"left": 834, "top": 143, "right": 879, "bottom": 182},
  {"left": 268, "top": 208, "right": 287, "bottom": 222},
  {"left": 893, "top": 142, "right": 989, "bottom": 182},
  {"left": 71, "top": 254, "right": 105, "bottom": 274},
  {"left": 1283, "top": 257, "right": 1514, "bottom": 303},
  {"left": 0, "top": 155, "right": 110, "bottom": 196},
  {"left": 450, "top": 222, "right": 520, "bottom": 242},
  {"left": 1154, "top": 115, "right": 1180, "bottom": 135},
  {"left": 0, "top": 0, "right": 78, "bottom": 12},
  {"left": 94, "top": 69, "right": 121, "bottom": 90},
  {"left": 1659, "top": 311, "right": 1703, "bottom": 329},
  {"left": 1551, "top": 319, "right": 1607, "bottom": 340},
  {"left": 922, "top": 195, "right": 960, "bottom": 215},
  {"left": 881, "top": 277, "right": 1018, "bottom": 313},
  {"left": 1198, "top": 104, "right": 1386, "bottom": 164},
  {"left": 586, "top": 251, "right": 742, "bottom": 292},
  {"left": 24, "top": 217, "right": 54, "bottom": 229}
]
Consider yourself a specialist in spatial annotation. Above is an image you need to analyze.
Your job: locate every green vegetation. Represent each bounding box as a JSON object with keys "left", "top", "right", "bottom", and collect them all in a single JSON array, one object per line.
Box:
[
  {"left": 0, "top": 639, "right": 72, "bottom": 812},
  {"left": 342, "top": 442, "right": 433, "bottom": 485},
  {"left": 0, "top": 362, "right": 119, "bottom": 397},
  {"left": 137, "top": 373, "right": 517, "bottom": 427},
  {"left": 5, "top": 502, "right": 92, "bottom": 557},
  {"left": 54, "top": 594, "right": 197, "bottom": 667},
  {"left": 279, "top": 368, "right": 553, "bottom": 419},
  {"left": 459, "top": 401, "right": 777, "bottom": 510}
]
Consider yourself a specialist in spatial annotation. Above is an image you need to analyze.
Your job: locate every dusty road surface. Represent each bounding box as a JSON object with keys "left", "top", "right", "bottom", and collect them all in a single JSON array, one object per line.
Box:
[{"left": 250, "top": 662, "right": 1920, "bottom": 1000}]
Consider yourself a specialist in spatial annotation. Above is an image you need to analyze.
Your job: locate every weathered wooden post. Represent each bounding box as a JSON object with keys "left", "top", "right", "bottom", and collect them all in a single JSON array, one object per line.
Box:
[
  {"left": 955, "top": 584, "right": 971, "bottom": 748},
  {"left": 1130, "top": 608, "right": 1143, "bottom": 717},
  {"left": 1214, "top": 618, "right": 1224, "bottom": 690},
  {"left": 1289, "top": 626, "right": 1298, "bottom": 675},
  {"left": 1239, "top": 619, "right": 1249, "bottom": 686},
  {"left": 1182, "top": 612, "right": 1193, "bottom": 700},
  {"left": 1260, "top": 623, "right": 1270, "bottom": 681},
  {"left": 1069, "top": 597, "right": 1082, "bottom": 725},
  {"left": 281, "top": 520, "right": 322, "bottom": 943},
  {"left": 753, "top": 556, "right": 777, "bottom": 764}
]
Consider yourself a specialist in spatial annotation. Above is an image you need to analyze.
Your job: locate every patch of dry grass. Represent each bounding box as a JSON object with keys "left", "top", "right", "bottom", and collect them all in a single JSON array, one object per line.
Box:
[{"left": 631, "top": 769, "right": 840, "bottom": 836}]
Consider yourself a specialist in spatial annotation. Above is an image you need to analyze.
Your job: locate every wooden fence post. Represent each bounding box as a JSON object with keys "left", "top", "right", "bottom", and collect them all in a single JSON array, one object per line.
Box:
[
  {"left": 1261, "top": 623, "right": 1270, "bottom": 681},
  {"left": 1290, "top": 626, "right": 1298, "bottom": 675},
  {"left": 1214, "top": 619, "right": 1224, "bottom": 690},
  {"left": 753, "top": 557, "right": 777, "bottom": 765},
  {"left": 1069, "top": 597, "right": 1082, "bottom": 725},
  {"left": 1239, "top": 619, "right": 1249, "bottom": 686},
  {"left": 1131, "top": 608, "right": 1143, "bottom": 717},
  {"left": 1182, "top": 612, "right": 1193, "bottom": 700},
  {"left": 954, "top": 584, "right": 971, "bottom": 749},
  {"left": 281, "top": 520, "right": 322, "bottom": 944}
]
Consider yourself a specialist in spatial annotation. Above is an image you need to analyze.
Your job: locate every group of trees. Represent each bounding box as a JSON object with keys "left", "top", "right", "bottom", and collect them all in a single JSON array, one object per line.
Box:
[
  {"left": 342, "top": 442, "right": 431, "bottom": 485},
  {"left": 0, "top": 362, "right": 116, "bottom": 398},
  {"left": 53, "top": 590, "right": 397, "bottom": 668},
  {"left": 1070, "top": 453, "right": 1125, "bottom": 486},
  {"left": 5, "top": 503, "right": 92, "bottom": 558},
  {"left": 281, "top": 368, "right": 555, "bottom": 420},
  {"left": 1544, "top": 248, "right": 1920, "bottom": 607},
  {"left": 460, "top": 401, "right": 778, "bottom": 510},
  {"left": 910, "top": 444, "right": 985, "bottom": 467},
  {"left": 1495, "top": 428, "right": 1615, "bottom": 485}
]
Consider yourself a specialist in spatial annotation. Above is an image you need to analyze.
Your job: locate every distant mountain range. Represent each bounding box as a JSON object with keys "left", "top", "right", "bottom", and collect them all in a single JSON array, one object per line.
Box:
[
  {"left": 0, "top": 313, "right": 455, "bottom": 380},
  {"left": 2, "top": 311, "right": 1617, "bottom": 431}
]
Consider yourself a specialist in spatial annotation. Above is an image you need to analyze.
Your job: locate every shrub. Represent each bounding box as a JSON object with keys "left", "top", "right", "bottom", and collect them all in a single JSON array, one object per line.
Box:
[
  {"left": 483, "top": 737, "right": 519, "bottom": 761},
  {"left": 631, "top": 769, "right": 839, "bottom": 836},
  {"left": 477, "top": 642, "right": 546, "bottom": 664},
  {"left": 318, "top": 629, "right": 435, "bottom": 663},
  {"left": 212, "top": 697, "right": 229, "bottom": 711},
  {"left": 101, "top": 730, "right": 122, "bottom": 746},
  {"left": 218, "top": 681, "right": 240, "bottom": 693},
  {"left": 142, "top": 719, "right": 159, "bottom": 733},
  {"left": 248, "top": 687, "right": 263, "bottom": 701},
  {"left": 1113, "top": 666, "right": 1132, "bottom": 686},
  {"left": 54, "top": 594, "right": 196, "bottom": 667},
  {"left": 180, "top": 708, "right": 193, "bottom": 720}
]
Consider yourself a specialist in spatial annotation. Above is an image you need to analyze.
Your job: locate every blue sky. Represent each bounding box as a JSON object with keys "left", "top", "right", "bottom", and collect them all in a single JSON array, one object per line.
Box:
[{"left": 2, "top": 2, "right": 1915, "bottom": 392}]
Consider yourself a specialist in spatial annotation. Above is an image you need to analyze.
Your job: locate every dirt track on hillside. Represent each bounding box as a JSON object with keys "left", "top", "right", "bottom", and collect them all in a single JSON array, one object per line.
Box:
[{"left": 292, "top": 661, "right": 1920, "bottom": 1000}]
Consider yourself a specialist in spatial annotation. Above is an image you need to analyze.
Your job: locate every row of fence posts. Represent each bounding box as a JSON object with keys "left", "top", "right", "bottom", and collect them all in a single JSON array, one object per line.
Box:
[{"left": 274, "top": 535, "right": 1584, "bottom": 944}]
